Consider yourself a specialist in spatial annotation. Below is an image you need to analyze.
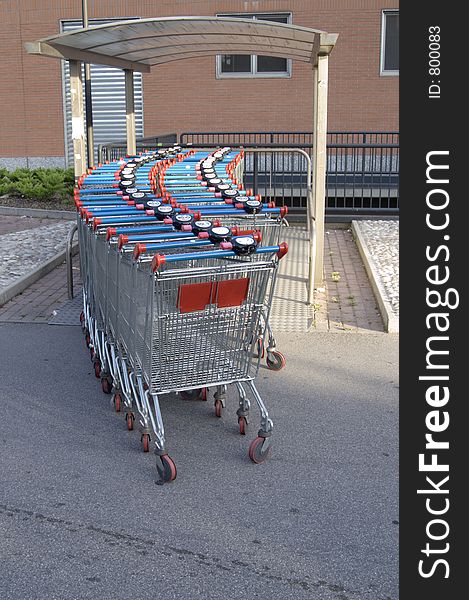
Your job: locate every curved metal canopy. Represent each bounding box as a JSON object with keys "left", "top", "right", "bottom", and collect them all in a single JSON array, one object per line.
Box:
[{"left": 25, "top": 16, "right": 338, "bottom": 73}]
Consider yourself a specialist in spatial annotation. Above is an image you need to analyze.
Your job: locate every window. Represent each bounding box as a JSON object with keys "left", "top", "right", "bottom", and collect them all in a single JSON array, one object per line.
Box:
[
  {"left": 216, "top": 13, "right": 292, "bottom": 78},
  {"left": 381, "top": 10, "right": 399, "bottom": 75}
]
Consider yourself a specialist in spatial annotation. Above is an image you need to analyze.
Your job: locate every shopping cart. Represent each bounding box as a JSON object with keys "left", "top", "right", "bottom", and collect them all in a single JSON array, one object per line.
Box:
[
  {"left": 75, "top": 145, "right": 289, "bottom": 483},
  {"left": 159, "top": 149, "right": 288, "bottom": 369},
  {"left": 126, "top": 241, "right": 287, "bottom": 481}
]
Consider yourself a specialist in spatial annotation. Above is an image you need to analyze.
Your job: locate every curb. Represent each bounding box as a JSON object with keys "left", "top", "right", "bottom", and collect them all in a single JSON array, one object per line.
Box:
[
  {"left": 0, "top": 206, "right": 75, "bottom": 220},
  {"left": 0, "top": 243, "right": 78, "bottom": 307},
  {"left": 351, "top": 220, "right": 399, "bottom": 333}
]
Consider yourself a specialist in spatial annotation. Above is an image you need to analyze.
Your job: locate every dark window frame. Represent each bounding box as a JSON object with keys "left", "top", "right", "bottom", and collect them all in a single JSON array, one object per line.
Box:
[
  {"left": 380, "top": 9, "right": 399, "bottom": 76},
  {"left": 216, "top": 12, "right": 292, "bottom": 79}
]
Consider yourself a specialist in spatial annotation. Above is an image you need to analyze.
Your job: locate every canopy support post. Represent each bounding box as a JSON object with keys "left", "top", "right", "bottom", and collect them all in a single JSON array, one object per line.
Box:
[
  {"left": 82, "top": 0, "right": 94, "bottom": 168},
  {"left": 312, "top": 52, "right": 330, "bottom": 289},
  {"left": 69, "top": 59, "right": 86, "bottom": 182},
  {"left": 125, "top": 69, "right": 136, "bottom": 156},
  {"left": 307, "top": 65, "right": 319, "bottom": 304}
]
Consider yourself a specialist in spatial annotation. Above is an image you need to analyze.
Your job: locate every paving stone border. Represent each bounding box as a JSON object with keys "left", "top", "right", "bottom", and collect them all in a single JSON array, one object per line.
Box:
[
  {"left": 0, "top": 217, "right": 78, "bottom": 307},
  {"left": 0, "top": 248, "right": 74, "bottom": 307},
  {"left": 351, "top": 219, "right": 399, "bottom": 333},
  {"left": 0, "top": 206, "right": 75, "bottom": 220}
]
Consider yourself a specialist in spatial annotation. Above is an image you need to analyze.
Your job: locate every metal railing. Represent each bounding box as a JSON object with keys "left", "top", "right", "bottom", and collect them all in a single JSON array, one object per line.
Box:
[
  {"left": 97, "top": 133, "right": 178, "bottom": 163},
  {"left": 97, "top": 131, "right": 399, "bottom": 216},
  {"left": 180, "top": 130, "right": 399, "bottom": 146},
  {"left": 179, "top": 131, "right": 399, "bottom": 216}
]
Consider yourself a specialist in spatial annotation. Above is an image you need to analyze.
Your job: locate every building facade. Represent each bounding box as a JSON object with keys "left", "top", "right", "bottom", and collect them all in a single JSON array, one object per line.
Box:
[{"left": 0, "top": 0, "right": 399, "bottom": 169}]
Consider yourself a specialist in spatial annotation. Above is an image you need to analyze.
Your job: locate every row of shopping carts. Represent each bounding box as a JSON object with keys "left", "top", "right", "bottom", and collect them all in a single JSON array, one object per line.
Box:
[{"left": 76, "top": 144, "right": 288, "bottom": 483}]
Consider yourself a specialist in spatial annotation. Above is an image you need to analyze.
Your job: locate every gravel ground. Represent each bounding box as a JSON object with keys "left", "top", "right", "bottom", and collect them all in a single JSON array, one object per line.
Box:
[
  {"left": 0, "top": 221, "right": 72, "bottom": 289},
  {"left": 354, "top": 220, "right": 399, "bottom": 315}
]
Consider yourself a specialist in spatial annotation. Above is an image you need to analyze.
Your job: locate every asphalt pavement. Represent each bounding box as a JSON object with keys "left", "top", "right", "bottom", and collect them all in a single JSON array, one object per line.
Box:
[{"left": 0, "top": 323, "right": 398, "bottom": 600}]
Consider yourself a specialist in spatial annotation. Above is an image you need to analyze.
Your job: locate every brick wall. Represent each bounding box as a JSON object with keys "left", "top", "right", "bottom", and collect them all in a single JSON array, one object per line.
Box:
[{"left": 0, "top": 0, "right": 399, "bottom": 161}]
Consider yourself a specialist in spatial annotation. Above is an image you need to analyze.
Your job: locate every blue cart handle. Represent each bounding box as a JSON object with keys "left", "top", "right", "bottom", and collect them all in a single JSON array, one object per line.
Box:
[
  {"left": 106, "top": 224, "right": 173, "bottom": 240},
  {"left": 119, "top": 231, "right": 195, "bottom": 249},
  {"left": 190, "top": 206, "right": 287, "bottom": 218},
  {"left": 133, "top": 238, "right": 216, "bottom": 259},
  {"left": 151, "top": 242, "right": 288, "bottom": 271},
  {"left": 92, "top": 215, "right": 160, "bottom": 229}
]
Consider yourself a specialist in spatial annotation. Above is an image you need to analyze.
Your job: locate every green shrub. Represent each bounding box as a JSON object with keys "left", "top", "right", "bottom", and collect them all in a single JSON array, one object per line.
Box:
[{"left": 0, "top": 167, "right": 74, "bottom": 202}]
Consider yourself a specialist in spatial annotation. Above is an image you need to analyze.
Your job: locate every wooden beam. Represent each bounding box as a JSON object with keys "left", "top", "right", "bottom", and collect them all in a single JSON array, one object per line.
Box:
[
  {"left": 124, "top": 69, "right": 136, "bottom": 157},
  {"left": 69, "top": 60, "right": 87, "bottom": 181},
  {"left": 312, "top": 53, "right": 329, "bottom": 288},
  {"left": 307, "top": 66, "right": 319, "bottom": 304},
  {"left": 25, "top": 41, "right": 151, "bottom": 73},
  {"left": 319, "top": 33, "right": 339, "bottom": 56}
]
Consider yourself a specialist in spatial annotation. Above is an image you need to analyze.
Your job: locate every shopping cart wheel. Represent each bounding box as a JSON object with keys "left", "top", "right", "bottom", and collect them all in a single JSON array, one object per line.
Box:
[
  {"left": 214, "top": 399, "right": 223, "bottom": 418},
  {"left": 113, "top": 393, "right": 122, "bottom": 413},
  {"left": 156, "top": 454, "right": 177, "bottom": 483},
  {"left": 199, "top": 387, "right": 208, "bottom": 401},
  {"left": 85, "top": 332, "right": 91, "bottom": 347},
  {"left": 126, "top": 412, "right": 134, "bottom": 431},
  {"left": 79, "top": 311, "right": 85, "bottom": 324},
  {"left": 101, "top": 376, "right": 112, "bottom": 394},
  {"left": 141, "top": 433, "right": 150, "bottom": 453},
  {"left": 94, "top": 360, "right": 101, "bottom": 379},
  {"left": 266, "top": 351, "right": 286, "bottom": 371},
  {"left": 238, "top": 416, "right": 247, "bottom": 435},
  {"left": 248, "top": 436, "right": 272, "bottom": 464}
]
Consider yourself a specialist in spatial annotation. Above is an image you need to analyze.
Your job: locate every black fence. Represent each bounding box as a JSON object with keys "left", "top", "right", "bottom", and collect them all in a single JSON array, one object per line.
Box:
[
  {"left": 179, "top": 131, "right": 399, "bottom": 216},
  {"left": 97, "top": 133, "right": 178, "bottom": 163},
  {"left": 98, "top": 131, "right": 399, "bottom": 216}
]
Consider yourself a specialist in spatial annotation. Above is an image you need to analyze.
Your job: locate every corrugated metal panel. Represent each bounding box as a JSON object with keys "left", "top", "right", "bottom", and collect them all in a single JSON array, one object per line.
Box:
[{"left": 61, "top": 19, "right": 144, "bottom": 166}]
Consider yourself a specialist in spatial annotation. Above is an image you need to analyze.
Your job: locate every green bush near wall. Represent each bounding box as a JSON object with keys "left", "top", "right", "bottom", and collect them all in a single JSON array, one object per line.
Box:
[{"left": 0, "top": 168, "right": 74, "bottom": 202}]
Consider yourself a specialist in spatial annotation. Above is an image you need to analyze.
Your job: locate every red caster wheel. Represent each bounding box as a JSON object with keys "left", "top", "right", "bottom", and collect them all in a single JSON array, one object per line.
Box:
[
  {"left": 214, "top": 399, "right": 223, "bottom": 418},
  {"left": 238, "top": 416, "right": 247, "bottom": 435},
  {"left": 156, "top": 454, "right": 177, "bottom": 483},
  {"left": 113, "top": 393, "right": 122, "bottom": 413},
  {"left": 101, "top": 377, "right": 112, "bottom": 394},
  {"left": 199, "top": 387, "right": 208, "bottom": 401},
  {"left": 141, "top": 433, "right": 150, "bottom": 453},
  {"left": 126, "top": 412, "right": 134, "bottom": 431},
  {"left": 94, "top": 360, "right": 101, "bottom": 379},
  {"left": 248, "top": 436, "right": 272, "bottom": 464},
  {"left": 266, "top": 351, "right": 286, "bottom": 371},
  {"left": 85, "top": 333, "right": 91, "bottom": 347},
  {"left": 79, "top": 311, "right": 85, "bottom": 326}
]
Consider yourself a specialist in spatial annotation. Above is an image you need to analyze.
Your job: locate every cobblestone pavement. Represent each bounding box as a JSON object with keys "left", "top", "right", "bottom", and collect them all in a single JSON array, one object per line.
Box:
[
  {"left": 353, "top": 219, "right": 399, "bottom": 316},
  {"left": 0, "top": 221, "right": 393, "bottom": 334},
  {"left": 269, "top": 227, "right": 313, "bottom": 333},
  {"left": 270, "top": 226, "right": 385, "bottom": 333},
  {"left": 0, "top": 216, "right": 72, "bottom": 289},
  {"left": 314, "top": 227, "right": 385, "bottom": 333},
  {"left": 0, "top": 255, "right": 81, "bottom": 324}
]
